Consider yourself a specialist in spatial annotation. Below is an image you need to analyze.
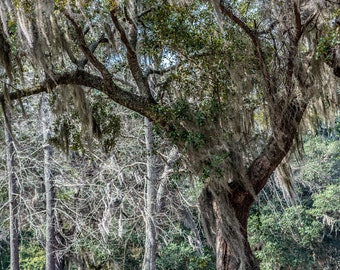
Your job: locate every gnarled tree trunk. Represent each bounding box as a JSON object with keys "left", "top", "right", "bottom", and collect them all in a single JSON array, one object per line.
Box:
[
  {"left": 200, "top": 182, "right": 258, "bottom": 270},
  {"left": 199, "top": 97, "right": 307, "bottom": 269},
  {"left": 214, "top": 195, "right": 256, "bottom": 270}
]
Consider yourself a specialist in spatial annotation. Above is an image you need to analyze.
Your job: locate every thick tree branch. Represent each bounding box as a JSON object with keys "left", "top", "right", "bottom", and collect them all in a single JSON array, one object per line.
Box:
[
  {"left": 0, "top": 70, "right": 157, "bottom": 120},
  {"left": 61, "top": 29, "right": 108, "bottom": 69},
  {"left": 78, "top": 36, "right": 109, "bottom": 69},
  {"left": 245, "top": 98, "right": 307, "bottom": 202},
  {"left": 123, "top": 5, "right": 138, "bottom": 43},
  {"left": 285, "top": 2, "right": 320, "bottom": 97},
  {"left": 224, "top": 98, "right": 308, "bottom": 212},
  {"left": 219, "top": 2, "right": 255, "bottom": 40},
  {"left": 293, "top": 1, "right": 302, "bottom": 44}
]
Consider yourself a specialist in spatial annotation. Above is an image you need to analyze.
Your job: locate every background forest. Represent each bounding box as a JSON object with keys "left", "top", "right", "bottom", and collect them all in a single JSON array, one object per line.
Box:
[
  {"left": 0, "top": 96, "right": 339, "bottom": 269},
  {"left": 0, "top": 0, "right": 339, "bottom": 269}
]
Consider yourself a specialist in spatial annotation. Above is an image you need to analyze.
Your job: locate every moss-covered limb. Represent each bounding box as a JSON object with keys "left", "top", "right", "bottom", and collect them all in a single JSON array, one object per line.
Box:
[
  {"left": 247, "top": 98, "right": 308, "bottom": 201},
  {"left": 64, "top": 12, "right": 112, "bottom": 81},
  {"left": 0, "top": 69, "right": 159, "bottom": 120}
]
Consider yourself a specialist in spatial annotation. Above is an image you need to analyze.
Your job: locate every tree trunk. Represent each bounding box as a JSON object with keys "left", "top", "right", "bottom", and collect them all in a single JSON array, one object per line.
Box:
[
  {"left": 42, "top": 94, "right": 58, "bottom": 270},
  {"left": 215, "top": 196, "right": 257, "bottom": 270},
  {"left": 142, "top": 118, "right": 157, "bottom": 270},
  {"left": 4, "top": 104, "right": 20, "bottom": 270},
  {"left": 200, "top": 182, "right": 258, "bottom": 270},
  {"left": 199, "top": 98, "right": 308, "bottom": 269}
]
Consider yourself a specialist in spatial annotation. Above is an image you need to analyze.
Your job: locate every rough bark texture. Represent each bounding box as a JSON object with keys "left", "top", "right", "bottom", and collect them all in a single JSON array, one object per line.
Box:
[
  {"left": 0, "top": 70, "right": 157, "bottom": 120},
  {"left": 4, "top": 104, "right": 20, "bottom": 270},
  {"left": 214, "top": 201, "right": 257, "bottom": 270},
  {"left": 200, "top": 182, "right": 257, "bottom": 270}
]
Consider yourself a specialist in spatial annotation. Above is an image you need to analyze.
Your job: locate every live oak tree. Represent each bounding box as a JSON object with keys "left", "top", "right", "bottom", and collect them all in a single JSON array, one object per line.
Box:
[{"left": 0, "top": 0, "right": 339, "bottom": 269}]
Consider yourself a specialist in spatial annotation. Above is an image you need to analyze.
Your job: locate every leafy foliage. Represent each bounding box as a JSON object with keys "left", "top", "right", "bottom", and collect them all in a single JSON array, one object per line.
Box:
[
  {"left": 316, "top": 8, "right": 340, "bottom": 63},
  {"left": 19, "top": 240, "right": 45, "bottom": 270},
  {"left": 249, "top": 134, "right": 340, "bottom": 269},
  {"left": 157, "top": 241, "right": 215, "bottom": 270}
]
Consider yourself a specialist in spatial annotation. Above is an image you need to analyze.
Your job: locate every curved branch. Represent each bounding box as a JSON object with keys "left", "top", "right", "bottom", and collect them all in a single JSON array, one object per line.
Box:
[
  {"left": 77, "top": 35, "right": 109, "bottom": 69},
  {"left": 0, "top": 70, "right": 157, "bottom": 120},
  {"left": 219, "top": 2, "right": 255, "bottom": 40},
  {"left": 293, "top": 1, "right": 302, "bottom": 44},
  {"left": 246, "top": 98, "right": 307, "bottom": 202}
]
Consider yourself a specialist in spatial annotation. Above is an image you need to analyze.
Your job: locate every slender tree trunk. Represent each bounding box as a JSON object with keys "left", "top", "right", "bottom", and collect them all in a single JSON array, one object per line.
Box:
[
  {"left": 142, "top": 117, "right": 157, "bottom": 270},
  {"left": 42, "top": 94, "right": 58, "bottom": 270},
  {"left": 4, "top": 104, "right": 20, "bottom": 270}
]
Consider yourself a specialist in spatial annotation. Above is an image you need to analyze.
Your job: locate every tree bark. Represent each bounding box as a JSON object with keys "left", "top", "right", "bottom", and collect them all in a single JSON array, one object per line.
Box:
[
  {"left": 4, "top": 103, "right": 20, "bottom": 270},
  {"left": 42, "top": 94, "right": 58, "bottom": 270},
  {"left": 142, "top": 118, "right": 157, "bottom": 270},
  {"left": 200, "top": 182, "right": 258, "bottom": 270},
  {"left": 214, "top": 197, "right": 257, "bottom": 270}
]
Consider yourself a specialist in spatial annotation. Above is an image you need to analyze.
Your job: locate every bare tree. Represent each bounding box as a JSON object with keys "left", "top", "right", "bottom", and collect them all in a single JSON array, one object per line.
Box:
[
  {"left": 142, "top": 118, "right": 180, "bottom": 270},
  {"left": 2, "top": 100, "right": 20, "bottom": 270},
  {"left": 142, "top": 118, "right": 157, "bottom": 270},
  {"left": 41, "top": 93, "right": 61, "bottom": 270}
]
